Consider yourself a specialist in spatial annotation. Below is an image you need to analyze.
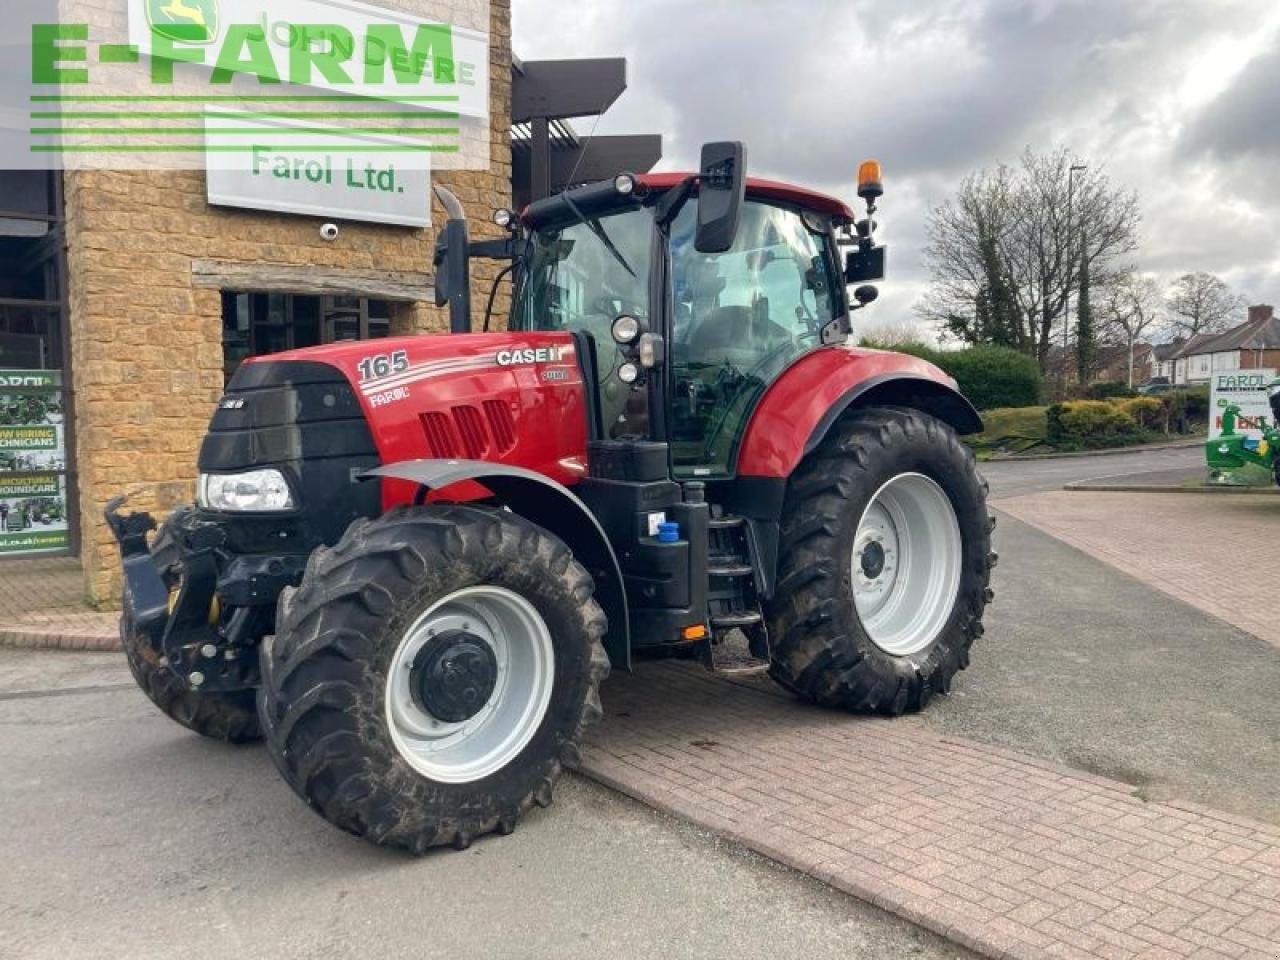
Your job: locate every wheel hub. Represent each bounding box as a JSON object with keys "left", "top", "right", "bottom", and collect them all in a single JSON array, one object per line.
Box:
[
  {"left": 850, "top": 473, "right": 962, "bottom": 658},
  {"left": 411, "top": 630, "right": 498, "bottom": 723},
  {"left": 859, "top": 540, "right": 886, "bottom": 579}
]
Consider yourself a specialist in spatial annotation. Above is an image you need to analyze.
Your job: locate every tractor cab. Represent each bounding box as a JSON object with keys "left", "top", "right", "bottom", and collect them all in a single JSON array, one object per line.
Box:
[{"left": 486, "top": 145, "right": 888, "bottom": 481}]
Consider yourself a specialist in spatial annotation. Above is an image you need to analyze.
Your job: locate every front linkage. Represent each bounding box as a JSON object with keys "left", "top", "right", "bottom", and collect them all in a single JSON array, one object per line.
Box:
[{"left": 105, "top": 496, "right": 267, "bottom": 693}]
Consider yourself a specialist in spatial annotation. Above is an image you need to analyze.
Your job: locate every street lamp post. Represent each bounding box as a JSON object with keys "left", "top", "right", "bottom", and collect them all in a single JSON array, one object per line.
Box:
[{"left": 1062, "top": 162, "right": 1087, "bottom": 398}]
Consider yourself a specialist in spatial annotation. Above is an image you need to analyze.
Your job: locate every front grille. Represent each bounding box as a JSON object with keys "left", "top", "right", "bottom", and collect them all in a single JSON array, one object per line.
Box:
[
  {"left": 484, "top": 399, "right": 516, "bottom": 452},
  {"left": 419, "top": 411, "right": 458, "bottom": 458},
  {"left": 452, "top": 405, "right": 489, "bottom": 459},
  {"left": 419, "top": 403, "right": 514, "bottom": 460}
]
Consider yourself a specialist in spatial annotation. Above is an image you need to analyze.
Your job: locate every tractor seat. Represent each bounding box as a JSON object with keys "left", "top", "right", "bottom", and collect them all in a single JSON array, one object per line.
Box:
[{"left": 686, "top": 305, "right": 792, "bottom": 363}]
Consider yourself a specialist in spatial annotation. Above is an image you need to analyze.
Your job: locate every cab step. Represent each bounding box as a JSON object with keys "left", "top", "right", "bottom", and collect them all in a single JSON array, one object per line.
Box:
[
  {"left": 709, "top": 610, "right": 762, "bottom": 629},
  {"left": 708, "top": 561, "right": 753, "bottom": 579}
]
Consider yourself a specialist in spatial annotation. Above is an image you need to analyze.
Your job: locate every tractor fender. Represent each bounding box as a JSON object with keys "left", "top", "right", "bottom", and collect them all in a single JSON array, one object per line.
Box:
[
  {"left": 364, "top": 459, "right": 630, "bottom": 670},
  {"left": 736, "top": 347, "right": 983, "bottom": 479}
]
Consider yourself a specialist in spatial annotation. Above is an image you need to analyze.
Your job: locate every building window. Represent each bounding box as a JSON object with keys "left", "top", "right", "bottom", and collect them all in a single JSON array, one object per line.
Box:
[
  {"left": 221, "top": 293, "right": 393, "bottom": 382},
  {"left": 0, "top": 170, "right": 75, "bottom": 557}
]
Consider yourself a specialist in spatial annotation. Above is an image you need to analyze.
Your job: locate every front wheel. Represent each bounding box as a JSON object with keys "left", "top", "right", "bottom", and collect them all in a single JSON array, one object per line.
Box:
[
  {"left": 766, "top": 406, "right": 994, "bottom": 714},
  {"left": 258, "top": 504, "right": 609, "bottom": 853}
]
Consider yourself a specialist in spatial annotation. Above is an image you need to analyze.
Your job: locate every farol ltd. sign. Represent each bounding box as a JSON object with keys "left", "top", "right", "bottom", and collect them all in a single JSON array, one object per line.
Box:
[
  {"left": 1208, "top": 369, "right": 1277, "bottom": 440},
  {"left": 205, "top": 112, "right": 431, "bottom": 227}
]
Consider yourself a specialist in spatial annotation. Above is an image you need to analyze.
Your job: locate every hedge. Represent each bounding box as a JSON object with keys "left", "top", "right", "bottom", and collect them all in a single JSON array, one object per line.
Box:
[
  {"left": 1046, "top": 400, "right": 1142, "bottom": 448},
  {"left": 877, "top": 343, "right": 1043, "bottom": 410}
]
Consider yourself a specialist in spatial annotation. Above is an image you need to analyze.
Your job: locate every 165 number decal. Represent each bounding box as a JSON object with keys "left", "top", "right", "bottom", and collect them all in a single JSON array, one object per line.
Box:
[{"left": 358, "top": 349, "right": 409, "bottom": 382}]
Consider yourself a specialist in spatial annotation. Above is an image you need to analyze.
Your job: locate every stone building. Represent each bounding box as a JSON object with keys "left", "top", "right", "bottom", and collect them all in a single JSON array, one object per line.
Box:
[{"left": 0, "top": 0, "right": 656, "bottom": 603}]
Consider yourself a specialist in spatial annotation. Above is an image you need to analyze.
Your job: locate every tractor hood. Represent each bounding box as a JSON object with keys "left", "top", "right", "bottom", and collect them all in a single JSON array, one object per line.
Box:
[{"left": 207, "top": 332, "right": 591, "bottom": 519}]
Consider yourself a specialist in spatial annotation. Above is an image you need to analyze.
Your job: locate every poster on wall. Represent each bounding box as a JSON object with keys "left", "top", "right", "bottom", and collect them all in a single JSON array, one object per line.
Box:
[{"left": 0, "top": 369, "right": 70, "bottom": 555}]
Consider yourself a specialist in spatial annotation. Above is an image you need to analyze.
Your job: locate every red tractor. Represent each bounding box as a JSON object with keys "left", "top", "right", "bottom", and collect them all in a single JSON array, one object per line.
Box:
[{"left": 108, "top": 144, "right": 994, "bottom": 852}]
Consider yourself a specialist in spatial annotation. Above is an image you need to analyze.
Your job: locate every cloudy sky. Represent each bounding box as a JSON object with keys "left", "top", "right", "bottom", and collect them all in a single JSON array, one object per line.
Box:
[{"left": 513, "top": 0, "right": 1280, "bottom": 342}]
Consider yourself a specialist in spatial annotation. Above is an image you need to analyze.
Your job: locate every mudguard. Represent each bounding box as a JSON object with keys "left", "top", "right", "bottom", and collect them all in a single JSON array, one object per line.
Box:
[
  {"left": 364, "top": 459, "right": 630, "bottom": 670},
  {"left": 736, "top": 346, "right": 983, "bottom": 479}
]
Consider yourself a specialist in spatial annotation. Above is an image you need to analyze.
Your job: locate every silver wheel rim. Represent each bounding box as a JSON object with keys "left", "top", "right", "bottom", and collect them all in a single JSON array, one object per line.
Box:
[
  {"left": 851, "top": 472, "right": 962, "bottom": 657},
  {"left": 385, "top": 586, "right": 554, "bottom": 784}
]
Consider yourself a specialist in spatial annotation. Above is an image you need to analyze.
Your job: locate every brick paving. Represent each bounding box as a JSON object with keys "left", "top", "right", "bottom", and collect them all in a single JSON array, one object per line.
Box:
[
  {"left": 994, "top": 491, "right": 1280, "bottom": 650},
  {"left": 581, "top": 662, "right": 1280, "bottom": 960},
  {"left": 0, "top": 557, "right": 118, "bottom": 650}
]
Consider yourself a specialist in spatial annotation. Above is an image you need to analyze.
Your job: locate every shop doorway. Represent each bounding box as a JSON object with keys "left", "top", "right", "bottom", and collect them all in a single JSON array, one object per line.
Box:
[{"left": 221, "top": 293, "right": 394, "bottom": 383}]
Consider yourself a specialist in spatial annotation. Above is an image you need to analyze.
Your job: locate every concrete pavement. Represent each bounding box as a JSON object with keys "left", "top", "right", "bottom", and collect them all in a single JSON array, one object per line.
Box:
[
  {"left": 583, "top": 662, "right": 1280, "bottom": 960},
  {"left": 0, "top": 648, "right": 973, "bottom": 960},
  {"left": 926, "top": 513, "right": 1280, "bottom": 827}
]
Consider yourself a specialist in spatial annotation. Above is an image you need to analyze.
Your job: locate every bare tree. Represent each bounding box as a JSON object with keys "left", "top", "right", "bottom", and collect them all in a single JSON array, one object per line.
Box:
[
  {"left": 1166, "top": 272, "right": 1246, "bottom": 338},
  {"left": 918, "top": 147, "right": 1142, "bottom": 372},
  {"left": 1101, "top": 272, "right": 1162, "bottom": 387}
]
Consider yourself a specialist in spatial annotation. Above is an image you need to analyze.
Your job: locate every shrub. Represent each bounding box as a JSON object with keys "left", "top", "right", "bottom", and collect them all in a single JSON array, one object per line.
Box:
[
  {"left": 1086, "top": 380, "right": 1137, "bottom": 400},
  {"left": 1047, "top": 400, "right": 1141, "bottom": 448},
  {"left": 1118, "top": 396, "right": 1164, "bottom": 430},
  {"left": 874, "top": 343, "right": 1042, "bottom": 410}
]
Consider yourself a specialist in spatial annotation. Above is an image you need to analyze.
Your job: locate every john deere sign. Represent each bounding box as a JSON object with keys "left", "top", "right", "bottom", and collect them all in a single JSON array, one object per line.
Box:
[
  {"left": 12, "top": 0, "right": 491, "bottom": 170},
  {"left": 145, "top": 0, "right": 219, "bottom": 45}
]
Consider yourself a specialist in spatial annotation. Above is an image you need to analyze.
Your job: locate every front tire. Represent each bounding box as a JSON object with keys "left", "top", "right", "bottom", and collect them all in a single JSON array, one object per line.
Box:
[
  {"left": 766, "top": 406, "right": 994, "bottom": 714},
  {"left": 258, "top": 504, "right": 609, "bottom": 853}
]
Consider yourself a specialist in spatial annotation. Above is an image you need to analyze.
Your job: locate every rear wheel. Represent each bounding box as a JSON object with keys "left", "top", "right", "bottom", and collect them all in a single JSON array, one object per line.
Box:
[
  {"left": 120, "top": 505, "right": 261, "bottom": 743},
  {"left": 258, "top": 504, "right": 609, "bottom": 852},
  {"left": 766, "top": 406, "right": 994, "bottom": 714}
]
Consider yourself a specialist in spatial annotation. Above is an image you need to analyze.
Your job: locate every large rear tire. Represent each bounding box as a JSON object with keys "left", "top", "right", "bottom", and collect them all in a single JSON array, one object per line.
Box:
[
  {"left": 258, "top": 504, "right": 609, "bottom": 853},
  {"left": 120, "top": 505, "right": 261, "bottom": 743},
  {"left": 766, "top": 406, "right": 994, "bottom": 714}
]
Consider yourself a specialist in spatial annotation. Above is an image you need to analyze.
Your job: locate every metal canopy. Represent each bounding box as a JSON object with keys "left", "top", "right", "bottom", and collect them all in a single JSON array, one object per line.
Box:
[{"left": 511, "top": 57, "right": 662, "bottom": 208}]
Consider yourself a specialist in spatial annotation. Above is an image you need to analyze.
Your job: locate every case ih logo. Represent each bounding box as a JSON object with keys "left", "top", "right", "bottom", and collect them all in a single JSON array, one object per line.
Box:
[{"left": 495, "top": 347, "right": 568, "bottom": 367}]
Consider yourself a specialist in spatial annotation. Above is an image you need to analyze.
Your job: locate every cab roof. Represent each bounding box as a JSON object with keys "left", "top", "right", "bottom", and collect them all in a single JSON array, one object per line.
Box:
[{"left": 637, "top": 172, "right": 856, "bottom": 221}]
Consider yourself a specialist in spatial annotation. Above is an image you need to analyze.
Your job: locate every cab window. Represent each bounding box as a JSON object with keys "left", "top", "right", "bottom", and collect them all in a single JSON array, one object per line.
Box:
[
  {"left": 669, "top": 200, "right": 837, "bottom": 476},
  {"left": 513, "top": 208, "right": 653, "bottom": 437}
]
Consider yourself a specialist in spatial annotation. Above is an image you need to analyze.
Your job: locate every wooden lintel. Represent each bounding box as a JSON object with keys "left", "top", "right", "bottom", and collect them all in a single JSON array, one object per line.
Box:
[{"left": 191, "top": 260, "right": 434, "bottom": 302}]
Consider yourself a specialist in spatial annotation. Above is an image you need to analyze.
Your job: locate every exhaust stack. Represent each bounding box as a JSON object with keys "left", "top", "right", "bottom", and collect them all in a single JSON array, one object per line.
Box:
[{"left": 433, "top": 185, "right": 472, "bottom": 334}]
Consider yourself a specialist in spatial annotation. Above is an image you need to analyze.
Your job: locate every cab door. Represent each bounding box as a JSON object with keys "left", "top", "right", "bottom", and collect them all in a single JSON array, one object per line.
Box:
[{"left": 668, "top": 200, "right": 840, "bottom": 477}]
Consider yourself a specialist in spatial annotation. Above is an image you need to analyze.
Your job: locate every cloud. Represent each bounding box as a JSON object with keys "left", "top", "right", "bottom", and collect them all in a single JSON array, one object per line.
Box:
[
  {"left": 513, "top": 0, "right": 1280, "bottom": 340},
  {"left": 1181, "top": 44, "right": 1280, "bottom": 162}
]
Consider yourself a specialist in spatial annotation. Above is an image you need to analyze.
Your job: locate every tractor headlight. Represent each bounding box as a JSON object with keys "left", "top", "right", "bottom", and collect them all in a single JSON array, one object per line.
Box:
[
  {"left": 612, "top": 314, "right": 641, "bottom": 344},
  {"left": 198, "top": 469, "right": 295, "bottom": 512}
]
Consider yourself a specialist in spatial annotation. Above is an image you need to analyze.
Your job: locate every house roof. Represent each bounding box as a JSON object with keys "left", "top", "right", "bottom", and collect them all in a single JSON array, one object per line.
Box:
[
  {"left": 1152, "top": 340, "right": 1184, "bottom": 362},
  {"left": 1173, "top": 332, "right": 1219, "bottom": 359},
  {"left": 1187, "top": 311, "right": 1280, "bottom": 355}
]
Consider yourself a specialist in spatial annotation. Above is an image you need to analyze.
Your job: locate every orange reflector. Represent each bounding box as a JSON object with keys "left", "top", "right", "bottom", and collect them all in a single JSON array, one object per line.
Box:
[{"left": 682, "top": 624, "right": 708, "bottom": 641}]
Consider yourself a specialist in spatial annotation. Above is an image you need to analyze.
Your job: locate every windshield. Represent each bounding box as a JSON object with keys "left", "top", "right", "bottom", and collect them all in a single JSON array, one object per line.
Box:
[{"left": 513, "top": 208, "right": 654, "bottom": 437}]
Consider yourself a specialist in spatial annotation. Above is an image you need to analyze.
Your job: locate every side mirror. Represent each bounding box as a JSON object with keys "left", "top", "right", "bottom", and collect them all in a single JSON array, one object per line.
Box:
[{"left": 695, "top": 141, "right": 746, "bottom": 254}]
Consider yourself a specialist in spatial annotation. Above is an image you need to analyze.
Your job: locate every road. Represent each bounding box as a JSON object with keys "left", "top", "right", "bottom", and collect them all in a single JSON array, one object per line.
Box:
[
  {"left": 921, "top": 510, "right": 1280, "bottom": 825},
  {"left": 980, "top": 444, "right": 1202, "bottom": 498},
  {"left": 0, "top": 648, "right": 973, "bottom": 960}
]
